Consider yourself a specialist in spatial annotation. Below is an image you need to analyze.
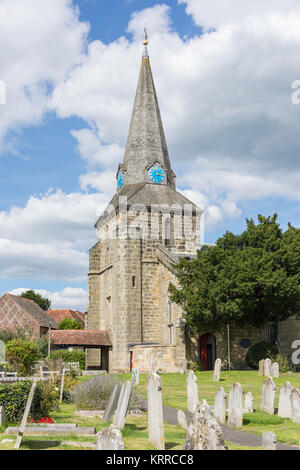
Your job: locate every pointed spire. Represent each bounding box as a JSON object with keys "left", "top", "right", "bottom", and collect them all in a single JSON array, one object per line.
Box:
[{"left": 117, "top": 31, "right": 176, "bottom": 190}]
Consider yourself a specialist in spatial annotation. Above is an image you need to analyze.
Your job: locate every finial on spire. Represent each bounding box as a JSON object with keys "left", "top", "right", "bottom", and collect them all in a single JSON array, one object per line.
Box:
[{"left": 143, "top": 28, "right": 149, "bottom": 58}]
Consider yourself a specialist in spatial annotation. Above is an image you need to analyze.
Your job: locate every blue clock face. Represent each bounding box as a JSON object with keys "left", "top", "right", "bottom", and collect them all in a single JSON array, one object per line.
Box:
[
  {"left": 117, "top": 171, "right": 124, "bottom": 189},
  {"left": 149, "top": 166, "right": 166, "bottom": 184}
]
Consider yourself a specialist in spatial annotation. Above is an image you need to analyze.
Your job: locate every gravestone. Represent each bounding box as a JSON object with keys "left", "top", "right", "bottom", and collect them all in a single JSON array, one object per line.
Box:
[
  {"left": 183, "top": 401, "right": 227, "bottom": 450},
  {"left": 113, "top": 381, "right": 132, "bottom": 430},
  {"left": 198, "top": 399, "right": 212, "bottom": 418},
  {"left": 150, "top": 354, "right": 158, "bottom": 374},
  {"left": 0, "top": 406, "right": 5, "bottom": 425},
  {"left": 96, "top": 424, "right": 124, "bottom": 450},
  {"left": 132, "top": 368, "right": 140, "bottom": 386},
  {"left": 258, "top": 359, "right": 264, "bottom": 376},
  {"left": 260, "top": 377, "right": 276, "bottom": 415},
  {"left": 214, "top": 388, "right": 227, "bottom": 424},
  {"left": 271, "top": 362, "right": 279, "bottom": 378},
  {"left": 177, "top": 410, "right": 188, "bottom": 430},
  {"left": 263, "top": 358, "right": 272, "bottom": 376},
  {"left": 187, "top": 370, "right": 198, "bottom": 415},
  {"left": 244, "top": 392, "right": 254, "bottom": 413},
  {"left": 228, "top": 383, "right": 243, "bottom": 429},
  {"left": 59, "top": 368, "right": 67, "bottom": 403},
  {"left": 278, "top": 382, "right": 292, "bottom": 418},
  {"left": 148, "top": 373, "right": 165, "bottom": 450},
  {"left": 103, "top": 382, "right": 122, "bottom": 423},
  {"left": 290, "top": 387, "right": 300, "bottom": 424},
  {"left": 14, "top": 378, "right": 38, "bottom": 449},
  {"left": 262, "top": 431, "right": 277, "bottom": 450},
  {"left": 0, "top": 341, "right": 5, "bottom": 364},
  {"left": 213, "top": 358, "right": 222, "bottom": 382}
]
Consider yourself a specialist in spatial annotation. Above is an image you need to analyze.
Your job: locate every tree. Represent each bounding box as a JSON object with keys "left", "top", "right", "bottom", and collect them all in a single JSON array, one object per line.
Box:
[
  {"left": 20, "top": 290, "right": 51, "bottom": 311},
  {"left": 57, "top": 318, "right": 82, "bottom": 330},
  {"left": 169, "top": 214, "right": 300, "bottom": 334}
]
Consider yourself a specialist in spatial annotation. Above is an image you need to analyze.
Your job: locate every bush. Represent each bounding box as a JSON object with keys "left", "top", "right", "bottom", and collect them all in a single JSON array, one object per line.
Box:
[
  {"left": 245, "top": 341, "right": 279, "bottom": 369},
  {"left": 273, "top": 354, "right": 292, "bottom": 372},
  {"left": 70, "top": 375, "right": 147, "bottom": 411},
  {"left": 57, "top": 318, "right": 82, "bottom": 330},
  {"left": 0, "top": 380, "right": 58, "bottom": 422},
  {"left": 49, "top": 349, "right": 85, "bottom": 369},
  {"left": 6, "top": 338, "right": 39, "bottom": 376}
]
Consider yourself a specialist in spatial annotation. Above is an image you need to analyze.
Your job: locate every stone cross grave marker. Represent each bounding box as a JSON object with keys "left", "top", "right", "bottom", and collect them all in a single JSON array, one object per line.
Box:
[
  {"left": 278, "top": 382, "right": 292, "bottom": 418},
  {"left": 290, "top": 387, "right": 300, "bottom": 424},
  {"left": 214, "top": 387, "right": 227, "bottom": 424},
  {"left": 0, "top": 341, "right": 5, "bottom": 364},
  {"left": 187, "top": 370, "right": 198, "bottom": 415},
  {"left": 244, "top": 392, "right": 254, "bottom": 413},
  {"left": 262, "top": 431, "right": 277, "bottom": 450},
  {"left": 177, "top": 410, "right": 188, "bottom": 430},
  {"left": 150, "top": 354, "right": 158, "bottom": 375},
  {"left": 228, "top": 383, "right": 243, "bottom": 429},
  {"left": 258, "top": 359, "right": 264, "bottom": 376},
  {"left": 263, "top": 358, "right": 272, "bottom": 376},
  {"left": 213, "top": 358, "right": 222, "bottom": 382},
  {"left": 113, "top": 380, "right": 132, "bottom": 430},
  {"left": 260, "top": 376, "right": 276, "bottom": 415},
  {"left": 96, "top": 424, "right": 124, "bottom": 450},
  {"left": 183, "top": 401, "right": 227, "bottom": 450},
  {"left": 148, "top": 373, "right": 165, "bottom": 450},
  {"left": 271, "top": 362, "right": 279, "bottom": 378},
  {"left": 103, "top": 382, "right": 122, "bottom": 423},
  {"left": 14, "top": 378, "right": 39, "bottom": 449}
]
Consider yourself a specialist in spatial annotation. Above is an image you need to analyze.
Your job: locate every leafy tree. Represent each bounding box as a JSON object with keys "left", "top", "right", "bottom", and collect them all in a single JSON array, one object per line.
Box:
[
  {"left": 6, "top": 338, "right": 39, "bottom": 376},
  {"left": 169, "top": 214, "right": 300, "bottom": 333},
  {"left": 20, "top": 290, "right": 51, "bottom": 311},
  {"left": 57, "top": 318, "right": 82, "bottom": 330}
]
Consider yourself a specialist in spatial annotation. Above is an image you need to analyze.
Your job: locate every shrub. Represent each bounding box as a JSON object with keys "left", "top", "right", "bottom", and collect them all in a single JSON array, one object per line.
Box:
[
  {"left": 49, "top": 349, "right": 85, "bottom": 369},
  {"left": 0, "top": 380, "right": 58, "bottom": 422},
  {"left": 273, "top": 354, "right": 292, "bottom": 372},
  {"left": 57, "top": 318, "right": 82, "bottom": 330},
  {"left": 70, "top": 375, "right": 147, "bottom": 411},
  {"left": 6, "top": 338, "right": 39, "bottom": 376},
  {"left": 245, "top": 341, "right": 279, "bottom": 369}
]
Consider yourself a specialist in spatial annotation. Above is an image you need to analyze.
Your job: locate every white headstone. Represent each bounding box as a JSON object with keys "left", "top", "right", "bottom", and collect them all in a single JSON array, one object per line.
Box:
[
  {"left": 187, "top": 370, "right": 198, "bottom": 415},
  {"left": 260, "top": 376, "right": 276, "bottom": 415},
  {"left": 290, "top": 387, "right": 300, "bottom": 424},
  {"left": 278, "top": 382, "right": 292, "bottom": 418},
  {"left": 103, "top": 382, "right": 122, "bottom": 423},
  {"left": 258, "top": 359, "right": 264, "bottom": 376},
  {"left": 177, "top": 410, "right": 188, "bottom": 430},
  {"left": 263, "top": 358, "right": 272, "bottom": 376},
  {"left": 132, "top": 368, "right": 140, "bottom": 385},
  {"left": 214, "top": 388, "right": 227, "bottom": 424},
  {"left": 262, "top": 431, "right": 277, "bottom": 450},
  {"left": 113, "top": 381, "right": 132, "bottom": 430},
  {"left": 271, "top": 362, "right": 279, "bottom": 378},
  {"left": 183, "top": 401, "right": 227, "bottom": 450},
  {"left": 0, "top": 406, "right": 5, "bottom": 426},
  {"left": 213, "top": 358, "right": 222, "bottom": 382},
  {"left": 147, "top": 373, "right": 165, "bottom": 450},
  {"left": 96, "top": 424, "right": 124, "bottom": 450},
  {"left": 228, "top": 383, "right": 243, "bottom": 429},
  {"left": 244, "top": 392, "right": 254, "bottom": 413}
]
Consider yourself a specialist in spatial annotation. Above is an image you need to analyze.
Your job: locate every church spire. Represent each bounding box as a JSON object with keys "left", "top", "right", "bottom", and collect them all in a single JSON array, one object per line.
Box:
[{"left": 116, "top": 31, "right": 176, "bottom": 190}]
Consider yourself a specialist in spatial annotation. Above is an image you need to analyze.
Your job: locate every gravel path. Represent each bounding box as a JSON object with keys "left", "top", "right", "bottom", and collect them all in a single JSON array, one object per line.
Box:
[{"left": 162, "top": 405, "right": 298, "bottom": 450}]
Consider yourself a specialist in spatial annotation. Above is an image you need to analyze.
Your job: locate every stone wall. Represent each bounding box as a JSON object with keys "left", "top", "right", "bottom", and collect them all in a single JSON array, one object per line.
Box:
[{"left": 131, "top": 344, "right": 185, "bottom": 373}]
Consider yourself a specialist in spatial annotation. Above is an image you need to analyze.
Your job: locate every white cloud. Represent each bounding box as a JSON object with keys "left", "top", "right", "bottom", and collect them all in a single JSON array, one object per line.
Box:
[
  {"left": 9, "top": 287, "right": 88, "bottom": 311},
  {"left": 0, "top": 0, "right": 88, "bottom": 151}
]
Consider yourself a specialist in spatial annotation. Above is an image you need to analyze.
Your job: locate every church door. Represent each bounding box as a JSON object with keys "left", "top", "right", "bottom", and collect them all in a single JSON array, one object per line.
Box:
[{"left": 199, "top": 333, "right": 216, "bottom": 370}]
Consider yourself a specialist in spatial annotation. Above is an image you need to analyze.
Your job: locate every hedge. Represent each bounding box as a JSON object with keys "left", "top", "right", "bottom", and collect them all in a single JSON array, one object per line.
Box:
[{"left": 49, "top": 349, "right": 85, "bottom": 369}]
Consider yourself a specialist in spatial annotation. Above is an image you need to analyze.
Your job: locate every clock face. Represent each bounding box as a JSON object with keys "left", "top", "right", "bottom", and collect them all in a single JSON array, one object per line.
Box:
[
  {"left": 117, "top": 171, "right": 124, "bottom": 189},
  {"left": 148, "top": 166, "right": 166, "bottom": 184}
]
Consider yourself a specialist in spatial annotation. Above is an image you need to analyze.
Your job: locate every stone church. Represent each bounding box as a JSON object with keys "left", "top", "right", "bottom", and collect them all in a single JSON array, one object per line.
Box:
[{"left": 86, "top": 37, "right": 300, "bottom": 373}]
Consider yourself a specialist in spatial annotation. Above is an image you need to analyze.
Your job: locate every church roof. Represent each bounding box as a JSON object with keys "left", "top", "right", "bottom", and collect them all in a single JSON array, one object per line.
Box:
[
  {"left": 118, "top": 35, "right": 176, "bottom": 189},
  {"left": 3, "top": 294, "right": 57, "bottom": 329}
]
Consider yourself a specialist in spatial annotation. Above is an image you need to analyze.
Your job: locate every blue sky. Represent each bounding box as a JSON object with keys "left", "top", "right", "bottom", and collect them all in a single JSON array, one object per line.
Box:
[{"left": 0, "top": 0, "right": 300, "bottom": 310}]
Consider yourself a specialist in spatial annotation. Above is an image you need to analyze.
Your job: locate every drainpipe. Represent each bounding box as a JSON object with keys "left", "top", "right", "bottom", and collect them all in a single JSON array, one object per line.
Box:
[{"left": 227, "top": 324, "right": 231, "bottom": 370}]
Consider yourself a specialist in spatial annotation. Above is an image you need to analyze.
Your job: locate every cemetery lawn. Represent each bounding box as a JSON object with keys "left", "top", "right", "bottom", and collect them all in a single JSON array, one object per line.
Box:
[{"left": 135, "top": 370, "right": 300, "bottom": 447}]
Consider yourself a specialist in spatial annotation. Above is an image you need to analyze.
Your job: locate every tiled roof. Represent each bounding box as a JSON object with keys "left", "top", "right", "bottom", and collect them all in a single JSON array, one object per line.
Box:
[
  {"left": 8, "top": 295, "right": 57, "bottom": 328},
  {"left": 47, "top": 309, "right": 85, "bottom": 327},
  {"left": 50, "top": 329, "right": 112, "bottom": 347}
]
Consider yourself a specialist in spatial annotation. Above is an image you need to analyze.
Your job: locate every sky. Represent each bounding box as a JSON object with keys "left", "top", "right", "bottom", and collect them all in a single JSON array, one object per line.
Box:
[{"left": 0, "top": 0, "right": 300, "bottom": 311}]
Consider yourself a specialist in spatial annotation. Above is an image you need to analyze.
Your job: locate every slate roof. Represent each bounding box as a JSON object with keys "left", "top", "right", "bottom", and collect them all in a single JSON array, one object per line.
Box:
[
  {"left": 47, "top": 309, "right": 86, "bottom": 328},
  {"left": 50, "top": 329, "right": 112, "bottom": 347},
  {"left": 8, "top": 294, "right": 57, "bottom": 328}
]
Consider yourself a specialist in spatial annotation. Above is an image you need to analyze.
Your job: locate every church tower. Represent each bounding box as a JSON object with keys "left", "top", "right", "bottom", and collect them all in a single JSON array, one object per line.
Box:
[{"left": 86, "top": 34, "right": 202, "bottom": 373}]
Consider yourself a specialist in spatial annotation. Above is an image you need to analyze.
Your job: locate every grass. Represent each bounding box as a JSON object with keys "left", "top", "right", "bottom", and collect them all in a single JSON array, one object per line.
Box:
[{"left": 1, "top": 370, "right": 300, "bottom": 450}]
